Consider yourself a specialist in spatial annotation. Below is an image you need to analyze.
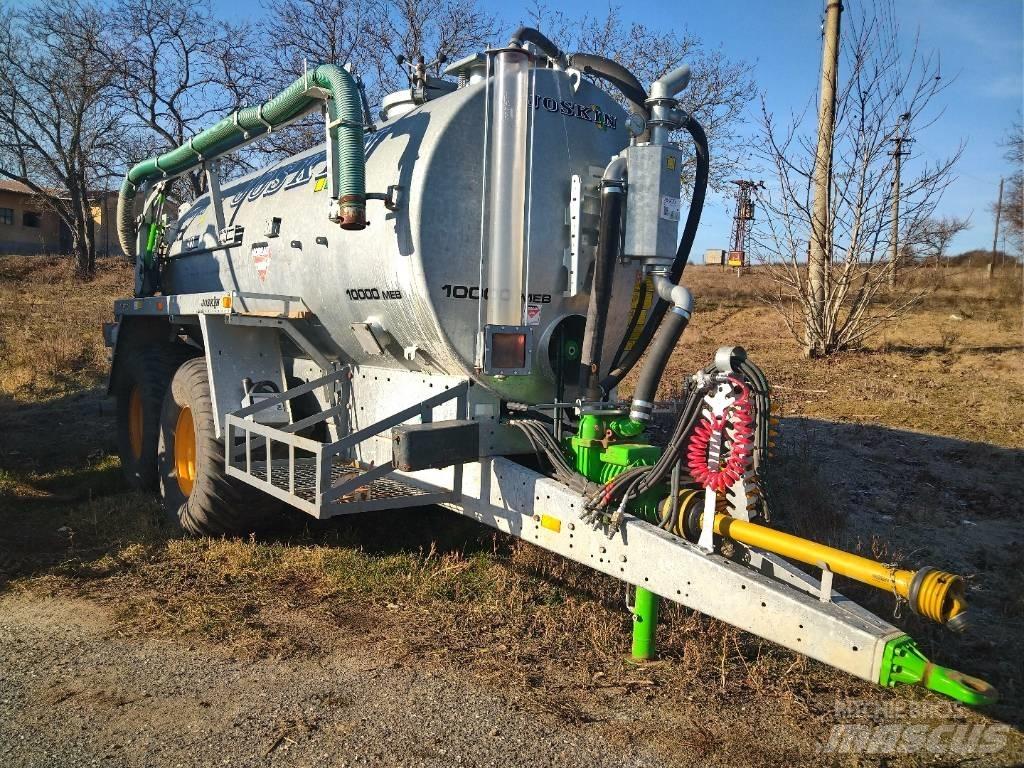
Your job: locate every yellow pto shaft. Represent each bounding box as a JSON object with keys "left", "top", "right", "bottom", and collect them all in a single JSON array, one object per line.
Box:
[{"left": 705, "top": 512, "right": 968, "bottom": 631}]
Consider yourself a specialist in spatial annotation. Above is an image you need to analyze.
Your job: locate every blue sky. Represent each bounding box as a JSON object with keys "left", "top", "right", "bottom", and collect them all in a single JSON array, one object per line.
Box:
[{"left": 212, "top": 0, "right": 1022, "bottom": 256}]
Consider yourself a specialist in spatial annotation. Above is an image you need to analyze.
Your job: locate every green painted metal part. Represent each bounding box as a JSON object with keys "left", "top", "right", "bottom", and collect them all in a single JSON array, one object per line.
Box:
[
  {"left": 631, "top": 587, "right": 659, "bottom": 660},
  {"left": 570, "top": 413, "right": 608, "bottom": 482},
  {"left": 569, "top": 414, "right": 664, "bottom": 660},
  {"left": 878, "top": 635, "right": 998, "bottom": 706},
  {"left": 609, "top": 417, "right": 645, "bottom": 438},
  {"left": 142, "top": 194, "right": 164, "bottom": 269},
  {"left": 568, "top": 416, "right": 664, "bottom": 519},
  {"left": 116, "top": 64, "right": 366, "bottom": 258}
]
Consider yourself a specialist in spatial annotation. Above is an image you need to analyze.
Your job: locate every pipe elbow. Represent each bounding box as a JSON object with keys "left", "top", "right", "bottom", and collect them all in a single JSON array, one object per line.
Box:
[
  {"left": 653, "top": 275, "right": 693, "bottom": 316},
  {"left": 650, "top": 64, "right": 691, "bottom": 101},
  {"left": 602, "top": 156, "right": 627, "bottom": 189},
  {"left": 508, "top": 27, "right": 565, "bottom": 67}
]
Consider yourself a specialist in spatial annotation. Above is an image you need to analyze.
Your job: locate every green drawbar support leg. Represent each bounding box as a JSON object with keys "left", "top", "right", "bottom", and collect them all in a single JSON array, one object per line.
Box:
[{"left": 631, "top": 587, "right": 660, "bottom": 660}]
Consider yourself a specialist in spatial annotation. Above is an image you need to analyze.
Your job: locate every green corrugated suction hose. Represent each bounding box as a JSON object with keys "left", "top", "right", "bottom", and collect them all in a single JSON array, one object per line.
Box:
[{"left": 117, "top": 64, "right": 366, "bottom": 258}]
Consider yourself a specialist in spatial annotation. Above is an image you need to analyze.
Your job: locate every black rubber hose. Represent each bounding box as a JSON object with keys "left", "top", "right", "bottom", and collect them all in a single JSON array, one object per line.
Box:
[
  {"left": 508, "top": 27, "right": 563, "bottom": 62},
  {"left": 566, "top": 53, "right": 649, "bottom": 118},
  {"left": 628, "top": 309, "right": 690, "bottom": 423},
  {"left": 601, "top": 116, "right": 709, "bottom": 393},
  {"left": 739, "top": 359, "right": 772, "bottom": 473},
  {"left": 579, "top": 184, "right": 624, "bottom": 399}
]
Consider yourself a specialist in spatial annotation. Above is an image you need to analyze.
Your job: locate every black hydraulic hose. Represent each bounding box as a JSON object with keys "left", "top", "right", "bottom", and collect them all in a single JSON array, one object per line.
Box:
[
  {"left": 632, "top": 380, "right": 707, "bottom": 495},
  {"left": 579, "top": 180, "right": 625, "bottom": 399},
  {"left": 566, "top": 53, "right": 649, "bottom": 118},
  {"left": 508, "top": 27, "right": 563, "bottom": 62},
  {"left": 738, "top": 359, "right": 772, "bottom": 473},
  {"left": 628, "top": 309, "right": 690, "bottom": 423},
  {"left": 602, "top": 115, "right": 709, "bottom": 393}
]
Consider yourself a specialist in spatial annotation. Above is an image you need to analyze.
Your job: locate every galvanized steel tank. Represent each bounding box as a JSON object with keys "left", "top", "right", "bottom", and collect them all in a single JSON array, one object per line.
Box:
[{"left": 164, "top": 67, "right": 638, "bottom": 404}]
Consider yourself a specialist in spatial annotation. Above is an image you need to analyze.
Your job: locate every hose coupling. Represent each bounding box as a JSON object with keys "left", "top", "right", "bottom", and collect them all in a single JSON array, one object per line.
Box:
[
  {"left": 909, "top": 566, "right": 968, "bottom": 632},
  {"left": 337, "top": 195, "right": 367, "bottom": 230},
  {"left": 628, "top": 398, "right": 654, "bottom": 423}
]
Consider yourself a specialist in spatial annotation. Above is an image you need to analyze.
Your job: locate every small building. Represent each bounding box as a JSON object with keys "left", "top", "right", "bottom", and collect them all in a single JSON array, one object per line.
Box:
[
  {"left": 0, "top": 180, "right": 123, "bottom": 257},
  {"left": 704, "top": 248, "right": 726, "bottom": 266}
]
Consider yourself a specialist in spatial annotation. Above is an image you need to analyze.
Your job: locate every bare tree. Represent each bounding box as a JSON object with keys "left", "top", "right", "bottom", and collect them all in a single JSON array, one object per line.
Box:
[
  {"left": 994, "top": 119, "right": 1023, "bottom": 258},
  {"left": 753, "top": 1, "right": 962, "bottom": 356},
  {"left": 365, "top": 0, "right": 497, "bottom": 98},
  {"left": 0, "top": 0, "right": 127, "bottom": 275},
  {"left": 523, "top": 1, "right": 757, "bottom": 189},
  {"left": 112, "top": 0, "right": 264, "bottom": 200},
  {"left": 259, "top": 0, "right": 496, "bottom": 156},
  {"left": 908, "top": 214, "right": 971, "bottom": 267},
  {"left": 255, "top": 0, "right": 376, "bottom": 155}
]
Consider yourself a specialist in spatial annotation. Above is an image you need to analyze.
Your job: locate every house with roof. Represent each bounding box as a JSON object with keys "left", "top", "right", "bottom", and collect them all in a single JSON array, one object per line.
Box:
[{"left": 0, "top": 180, "right": 123, "bottom": 257}]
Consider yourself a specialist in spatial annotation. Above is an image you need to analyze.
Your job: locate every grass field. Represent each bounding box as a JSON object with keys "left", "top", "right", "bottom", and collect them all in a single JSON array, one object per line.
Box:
[{"left": 1, "top": 254, "right": 1022, "bottom": 765}]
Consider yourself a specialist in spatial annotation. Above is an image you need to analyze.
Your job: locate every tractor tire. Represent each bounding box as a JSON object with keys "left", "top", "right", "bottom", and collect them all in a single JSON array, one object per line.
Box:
[
  {"left": 114, "top": 343, "right": 198, "bottom": 491},
  {"left": 157, "top": 357, "right": 282, "bottom": 537}
]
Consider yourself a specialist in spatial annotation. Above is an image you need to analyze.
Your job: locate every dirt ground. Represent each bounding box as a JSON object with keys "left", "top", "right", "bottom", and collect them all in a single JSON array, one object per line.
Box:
[{"left": 1, "top": 256, "right": 1022, "bottom": 767}]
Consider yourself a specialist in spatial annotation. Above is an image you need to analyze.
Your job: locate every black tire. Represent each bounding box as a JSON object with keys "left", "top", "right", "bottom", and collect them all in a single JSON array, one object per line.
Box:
[
  {"left": 286, "top": 375, "right": 329, "bottom": 443},
  {"left": 114, "top": 343, "right": 198, "bottom": 491},
  {"left": 158, "top": 357, "right": 282, "bottom": 537}
]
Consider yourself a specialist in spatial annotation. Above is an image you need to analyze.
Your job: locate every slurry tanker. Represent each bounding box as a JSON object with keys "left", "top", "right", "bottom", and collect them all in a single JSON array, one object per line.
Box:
[{"left": 105, "top": 28, "right": 996, "bottom": 706}]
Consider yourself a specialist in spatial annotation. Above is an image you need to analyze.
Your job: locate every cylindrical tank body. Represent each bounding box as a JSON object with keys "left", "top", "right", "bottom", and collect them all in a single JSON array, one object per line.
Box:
[{"left": 164, "top": 66, "right": 639, "bottom": 405}]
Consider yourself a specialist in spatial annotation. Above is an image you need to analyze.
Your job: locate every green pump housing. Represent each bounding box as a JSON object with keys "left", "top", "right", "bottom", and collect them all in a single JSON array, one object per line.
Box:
[{"left": 569, "top": 414, "right": 663, "bottom": 523}]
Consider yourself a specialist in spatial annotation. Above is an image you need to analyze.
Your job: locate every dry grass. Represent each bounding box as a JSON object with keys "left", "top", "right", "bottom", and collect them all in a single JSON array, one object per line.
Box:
[
  {"left": 1, "top": 254, "right": 1022, "bottom": 763},
  {"left": 648, "top": 263, "right": 1024, "bottom": 447},
  {"left": 0, "top": 255, "right": 131, "bottom": 399}
]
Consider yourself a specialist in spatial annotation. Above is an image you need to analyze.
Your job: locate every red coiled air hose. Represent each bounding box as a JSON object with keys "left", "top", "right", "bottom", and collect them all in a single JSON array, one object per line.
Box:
[{"left": 686, "top": 377, "right": 755, "bottom": 493}]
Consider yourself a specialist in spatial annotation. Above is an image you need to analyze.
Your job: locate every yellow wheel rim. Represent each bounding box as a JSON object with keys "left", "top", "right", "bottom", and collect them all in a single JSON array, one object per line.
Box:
[
  {"left": 128, "top": 386, "right": 144, "bottom": 460},
  {"left": 174, "top": 406, "right": 197, "bottom": 496}
]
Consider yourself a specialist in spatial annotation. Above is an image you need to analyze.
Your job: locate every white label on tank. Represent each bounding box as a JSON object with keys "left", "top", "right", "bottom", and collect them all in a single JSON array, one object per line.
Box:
[
  {"left": 526, "top": 303, "right": 542, "bottom": 325},
  {"left": 660, "top": 195, "right": 681, "bottom": 222}
]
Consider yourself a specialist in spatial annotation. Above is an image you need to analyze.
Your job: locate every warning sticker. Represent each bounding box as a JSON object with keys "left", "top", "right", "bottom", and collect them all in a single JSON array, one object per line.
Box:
[
  {"left": 526, "top": 303, "right": 542, "bottom": 325},
  {"left": 252, "top": 242, "right": 271, "bottom": 283},
  {"left": 660, "top": 195, "right": 681, "bottom": 222}
]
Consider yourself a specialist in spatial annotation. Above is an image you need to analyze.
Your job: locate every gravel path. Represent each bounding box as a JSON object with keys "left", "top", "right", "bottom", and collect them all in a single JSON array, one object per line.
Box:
[{"left": 0, "top": 595, "right": 660, "bottom": 768}]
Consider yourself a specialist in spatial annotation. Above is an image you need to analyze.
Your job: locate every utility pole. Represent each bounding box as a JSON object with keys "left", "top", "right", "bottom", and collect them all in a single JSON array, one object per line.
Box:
[
  {"left": 989, "top": 177, "right": 1003, "bottom": 280},
  {"left": 887, "top": 117, "right": 913, "bottom": 288},
  {"left": 808, "top": 0, "right": 842, "bottom": 356}
]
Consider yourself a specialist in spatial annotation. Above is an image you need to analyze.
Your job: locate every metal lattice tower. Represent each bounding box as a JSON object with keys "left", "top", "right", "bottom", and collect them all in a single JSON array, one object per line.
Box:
[{"left": 728, "top": 179, "right": 764, "bottom": 270}]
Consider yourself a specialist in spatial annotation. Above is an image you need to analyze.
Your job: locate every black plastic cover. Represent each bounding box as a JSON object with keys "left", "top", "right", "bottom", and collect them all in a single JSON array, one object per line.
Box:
[{"left": 392, "top": 420, "right": 480, "bottom": 472}]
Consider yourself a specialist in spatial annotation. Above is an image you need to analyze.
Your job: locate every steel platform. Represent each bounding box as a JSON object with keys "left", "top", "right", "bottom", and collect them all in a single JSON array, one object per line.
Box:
[{"left": 224, "top": 368, "right": 468, "bottom": 517}]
